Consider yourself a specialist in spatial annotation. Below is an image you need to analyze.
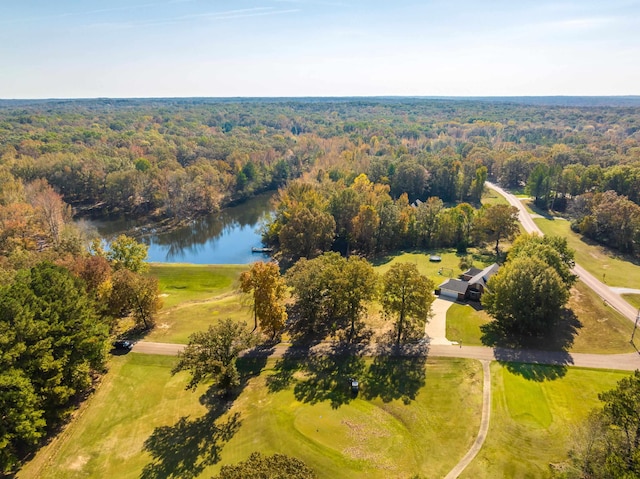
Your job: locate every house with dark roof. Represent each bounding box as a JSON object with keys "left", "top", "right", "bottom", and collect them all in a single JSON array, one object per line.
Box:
[{"left": 437, "top": 263, "right": 500, "bottom": 301}]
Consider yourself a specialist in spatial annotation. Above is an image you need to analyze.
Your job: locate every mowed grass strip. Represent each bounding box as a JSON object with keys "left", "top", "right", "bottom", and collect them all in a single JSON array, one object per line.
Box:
[
  {"left": 460, "top": 364, "right": 632, "bottom": 479},
  {"left": 533, "top": 217, "right": 640, "bottom": 289},
  {"left": 20, "top": 355, "right": 484, "bottom": 479}
]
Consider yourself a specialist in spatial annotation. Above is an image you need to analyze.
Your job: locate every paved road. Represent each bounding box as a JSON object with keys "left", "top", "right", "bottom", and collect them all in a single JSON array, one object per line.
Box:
[
  {"left": 486, "top": 182, "right": 639, "bottom": 324},
  {"left": 444, "top": 360, "right": 491, "bottom": 479},
  {"left": 133, "top": 341, "right": 640, "bottom": 371}
]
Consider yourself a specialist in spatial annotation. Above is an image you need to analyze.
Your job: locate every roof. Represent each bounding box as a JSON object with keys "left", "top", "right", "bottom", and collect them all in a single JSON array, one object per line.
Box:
[
  {"left": 462, "top": 267, "right": 483, "bottom": 277},
  {"left": 468, "top": 263, "right": 499, "bottom": 289},
  {"left": 438, "top": 279, "right": 469, "bottom": 294}
]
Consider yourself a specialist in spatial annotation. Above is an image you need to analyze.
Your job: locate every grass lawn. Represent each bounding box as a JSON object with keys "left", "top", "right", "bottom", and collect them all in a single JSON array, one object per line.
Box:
[
  {"left": 568, "top": 282, "right": 634, "bottom": 354},
  {"left": 623, "top": 294, "right": 640, "bottom": 310},
  {"left": 482, "top": 188, "right": 510, "bottom": 206},
  {"left": 446, "top": 303, "right": 492, "bottom": 346},
  {"left": 19, "top": 354, "right": 484, "bottom": 479},
  {"left": 374, "top": 250, "right": 493, "bottom": 288},
  {"left": 533, "top": 217, "right": 640, "bottom": 289},
  {"left": 149, "top": 263, "right": 247, "bottom": 309},
  {"left": 17, "top": 354, "right": 210, "bottom": 479},
  {"left": 143, "top": 264, "right": 250, "bottom": 343},
  {"left": 442, "top": 282, "right": 633, "bottom": 354},
  {"left": 460, "top": 364, "right": 631, "bottom": 479}
]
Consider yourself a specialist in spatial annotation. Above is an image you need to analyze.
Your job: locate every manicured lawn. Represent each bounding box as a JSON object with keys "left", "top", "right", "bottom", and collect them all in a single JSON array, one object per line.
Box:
[
  {"left": 143, "top": 264, "right": 251, "bottom": 343},
  {"left": 460, "top": 364, "right": 631, "bottom": 479},
  {"left": 624, "top": 294, "right": 640, "bottom": 310},
  {"left": 147, "top": 294, "right": 252, "bottom": 344},
  {"left": 446, "top": 303, "right": 491, "bottom": 346},
  {"left": 19, "top": 354, "right": 484, "bottom": 479},
  {"left": 533, "top": 217, "right": 640, "bottom": 289},
  {"left": 374, "top": 251, "right": 493, "bottom": 288},
  {"left": 149, "top": 263, "right": 247, "bottom": 309},
  {"left": 482, "top": 188, "right": 510, "bottom": 206}
]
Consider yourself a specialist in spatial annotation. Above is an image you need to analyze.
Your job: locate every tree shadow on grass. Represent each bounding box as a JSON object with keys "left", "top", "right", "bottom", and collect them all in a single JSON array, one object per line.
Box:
[
  {"left": 140, "top": 341, "right": 276, "bottom": 479},
  {"left": 140, "top": 404, "right": 241, "bottom": 479},
  {"left": 363, "top": 342, "right": 428, "bottom": 405},
  {"left": 292, "top": 343, "right": 367, "bottom": 409},
  {"left": 480, "top": 309, "right": 581, "bottom": 381}
]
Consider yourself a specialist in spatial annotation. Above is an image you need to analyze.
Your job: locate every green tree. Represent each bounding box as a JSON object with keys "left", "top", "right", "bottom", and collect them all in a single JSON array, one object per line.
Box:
[
  {"left": 172, "top": 319, "right": 253, "bottom": 395},
  {"left": 107, "top": 234, "right": 149, "bottom": 273},
  {"left": 482, "top": 256, "right": 569, "bottom": 336},
  {"left": 0, "top": 370, "right": 46, "bottom": 473},
  {"left": 214, "top": 452, "right": 317, "bottom": 479},
  {"left": 476, "top": 204, "right": 520, "bottom": 257},
  {"left": 109, "top": 269, "right": 162, "bottom": 330},
  {"left": 239, "top": 261, "right": 288, "bottom": 337},
  {"left": 278, "top": 205, "right": 335, "bottom": 262},
  {"left": 381, "top": 263, "right": 434, "bottom": 346},
  {"left": 509, "top": 234, "right": 577, "bottom": 286}
]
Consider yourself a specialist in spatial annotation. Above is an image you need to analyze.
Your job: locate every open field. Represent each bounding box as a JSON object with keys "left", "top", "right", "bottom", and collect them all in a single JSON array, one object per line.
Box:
[
  {"left": 532, "top": 217, "right": 640, "bottom": 289},
  {"left": 461, "top": 364, "right": 631, "bottom": 479},
  {"left": 482, "top": 188, "right": 511, "bottom": 206},
  {"left": 149, "top": 263, "right": 247, "bottom": 309},
  {"left": 144, "top": 264, "right": 250, "bottom": 343},
  {"left": 19, "top": 354, "right": 484, "bottom": 479}
]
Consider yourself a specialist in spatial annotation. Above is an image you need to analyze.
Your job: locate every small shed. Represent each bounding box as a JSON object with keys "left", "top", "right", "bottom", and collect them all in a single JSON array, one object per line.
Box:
[{"left": 438, "top": 279, "right": 469, "bottom": 301}]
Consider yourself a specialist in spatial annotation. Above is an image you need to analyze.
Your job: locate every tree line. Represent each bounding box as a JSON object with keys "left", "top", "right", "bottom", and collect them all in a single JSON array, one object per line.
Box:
[
  {"left": 263, "top": 174, "right": 518, "bottom": 263},
  {"left": 1, "top": 98, "right": 638, "bottom": 226},
  {"left": 0, "top": 198, "right": 161, "bottom": 474}
]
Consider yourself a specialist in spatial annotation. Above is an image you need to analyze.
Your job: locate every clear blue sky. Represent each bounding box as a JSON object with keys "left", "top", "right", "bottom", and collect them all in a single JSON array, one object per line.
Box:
[{"left": 1, "top": 0, "right": 639, "bottom": 98}]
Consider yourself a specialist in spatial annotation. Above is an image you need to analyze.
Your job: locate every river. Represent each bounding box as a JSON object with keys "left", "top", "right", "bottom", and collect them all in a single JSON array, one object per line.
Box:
[{"left": 87, "top": 192, "right": 274, "bottom": 264}]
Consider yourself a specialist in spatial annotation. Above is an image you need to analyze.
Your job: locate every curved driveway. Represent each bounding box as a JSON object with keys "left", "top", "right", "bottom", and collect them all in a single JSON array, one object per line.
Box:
[{"left": 486, "top": 182, "right": 639, "bottom": 323}]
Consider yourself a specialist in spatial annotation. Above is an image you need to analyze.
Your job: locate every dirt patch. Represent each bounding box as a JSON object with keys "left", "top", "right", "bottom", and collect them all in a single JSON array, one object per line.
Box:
[{"left": 67, "top": 455, "right": 89, "bottom": 471}]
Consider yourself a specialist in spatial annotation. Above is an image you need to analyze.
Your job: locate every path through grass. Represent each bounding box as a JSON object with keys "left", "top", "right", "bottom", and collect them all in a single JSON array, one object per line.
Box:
[{"left": 460, "top": 364, "right": 631, "bottom": 479}]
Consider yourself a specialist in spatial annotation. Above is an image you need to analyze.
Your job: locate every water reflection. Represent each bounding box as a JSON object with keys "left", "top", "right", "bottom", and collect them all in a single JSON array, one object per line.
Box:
[{"left": 89, "top": 192, "right": 274, "bottom": 264}]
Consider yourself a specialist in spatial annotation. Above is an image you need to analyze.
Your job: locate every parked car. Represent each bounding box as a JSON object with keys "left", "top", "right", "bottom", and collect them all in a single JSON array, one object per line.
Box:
[
  {"left": 113, "top": 340, "right": 133, "bottom": 350},
  {"left": 349, "top": 377, "right": 359, "bottom": 394}
]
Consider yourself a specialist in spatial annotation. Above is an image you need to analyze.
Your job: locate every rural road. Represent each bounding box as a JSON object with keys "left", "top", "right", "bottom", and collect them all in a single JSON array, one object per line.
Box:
[
  {"left": 132, "top": 341, "right": 640, "bottom": 371},
  {"left": 486, "top": 182, "right": 639, "bottom": 324}
]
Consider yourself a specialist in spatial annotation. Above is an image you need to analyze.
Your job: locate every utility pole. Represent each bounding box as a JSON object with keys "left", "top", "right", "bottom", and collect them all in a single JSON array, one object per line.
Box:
[{"left": 631, "top": 309, "right": 640, "bottom": 344}]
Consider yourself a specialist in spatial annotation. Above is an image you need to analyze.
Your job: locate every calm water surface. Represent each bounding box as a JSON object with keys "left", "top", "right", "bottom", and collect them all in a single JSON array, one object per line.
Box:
[{"left": 89, "top": 192, "right": 274, "bottom": 264}]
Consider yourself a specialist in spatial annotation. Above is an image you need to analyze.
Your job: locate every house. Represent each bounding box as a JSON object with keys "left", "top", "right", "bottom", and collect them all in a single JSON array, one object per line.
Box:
[{"left": 437, "top": 263, "right": 500, "bottom": 301}]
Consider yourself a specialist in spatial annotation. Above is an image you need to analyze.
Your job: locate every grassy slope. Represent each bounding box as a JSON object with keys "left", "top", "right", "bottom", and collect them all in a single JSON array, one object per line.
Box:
[
  {"left": 533, "top": 217, "right": 640, "bottom": 289},
  {"left": 18, "top": 354, "right": 209, "bottom": 479},
  {"left": 461, "top": 364, "right": 631, "bottom": 479},
  {"left": 19, "top": 355, "right": 483, "bottom": 479},
  {"left": 146, "top": 263, "right": 250, "bottom": 343}
]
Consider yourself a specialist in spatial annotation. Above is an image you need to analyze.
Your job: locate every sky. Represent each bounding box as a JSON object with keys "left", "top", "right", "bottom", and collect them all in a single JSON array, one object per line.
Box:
[{"left": 1, "top": 0, "right": 639, "bottom": 98}]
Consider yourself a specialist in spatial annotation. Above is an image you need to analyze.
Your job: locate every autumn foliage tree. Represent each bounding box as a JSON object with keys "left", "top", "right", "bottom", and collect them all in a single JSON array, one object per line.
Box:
[
  {"left": 381, "top": 263, "right": 434, "bottom": 346},
  {"left": 239, "top": 261, "right": 288, "bottom": 338}
]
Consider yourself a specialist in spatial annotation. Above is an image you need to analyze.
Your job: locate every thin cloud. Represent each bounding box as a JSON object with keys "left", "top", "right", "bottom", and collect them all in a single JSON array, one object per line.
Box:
[{"left": 81, "top": 8, "right": 301, "bottom": 31}]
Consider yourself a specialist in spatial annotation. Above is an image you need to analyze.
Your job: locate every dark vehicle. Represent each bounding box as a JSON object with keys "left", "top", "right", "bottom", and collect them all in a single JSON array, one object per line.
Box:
[
  {"left": 349, "top": 377, "right": 359, "bottom": 395},
  {"left": 113, "top": 340, "right": 133, "bottom": 350}
]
